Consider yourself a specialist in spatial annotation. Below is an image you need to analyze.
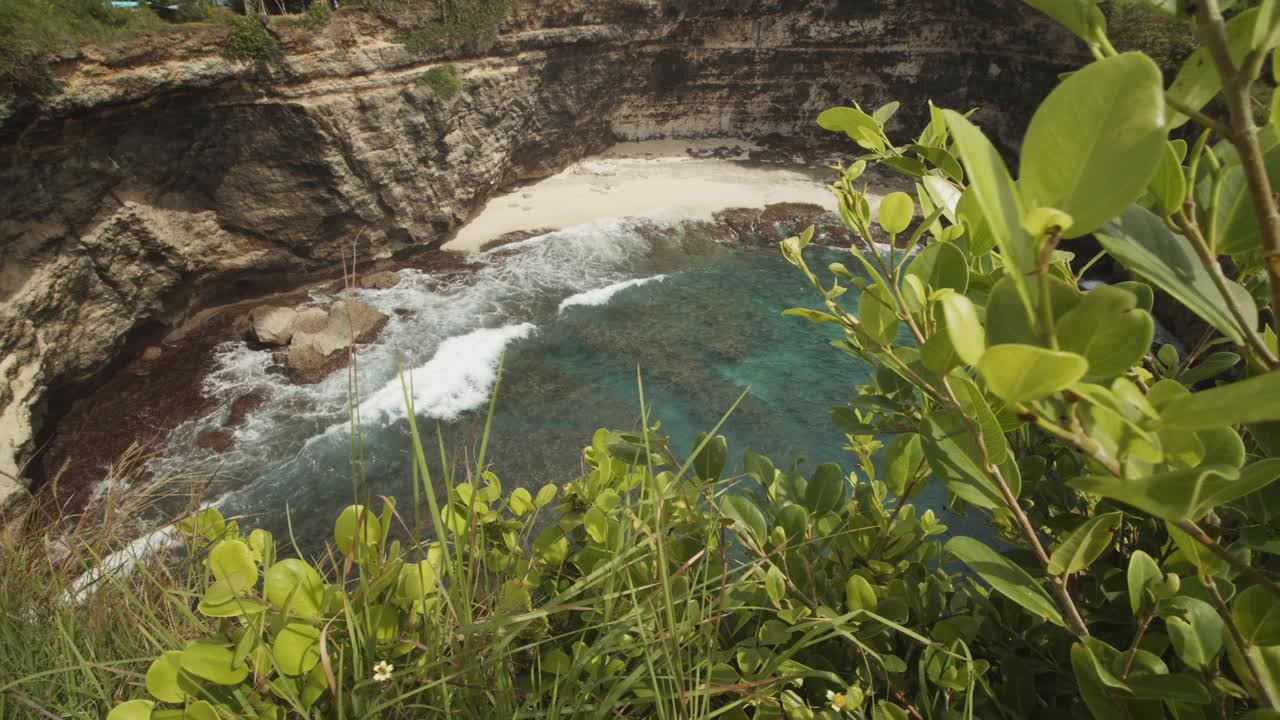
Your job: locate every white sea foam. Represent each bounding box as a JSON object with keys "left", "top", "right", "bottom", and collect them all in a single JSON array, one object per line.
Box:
[
  {"left": 63, "top": 526, "right": 181, "bottom": 605},
  {"left": 559, "top": 274, "right": 667, "bottom": 313},
  {"left": 352, "top": 322, "right": 538, "bottom": 428}
]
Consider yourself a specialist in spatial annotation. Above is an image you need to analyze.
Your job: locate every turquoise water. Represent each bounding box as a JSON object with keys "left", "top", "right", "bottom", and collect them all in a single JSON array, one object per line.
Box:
[{"left": 159, "top": 219, "right": 952, "bottom": 548}]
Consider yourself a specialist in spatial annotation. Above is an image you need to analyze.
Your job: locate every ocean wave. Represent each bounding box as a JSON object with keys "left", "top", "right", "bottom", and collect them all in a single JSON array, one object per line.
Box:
[
  {"left": 558, "top": 274, "right": 667, "bottom": 313},
  {"left": 350, "top": 322, "right": 538, "bottom": 428}
]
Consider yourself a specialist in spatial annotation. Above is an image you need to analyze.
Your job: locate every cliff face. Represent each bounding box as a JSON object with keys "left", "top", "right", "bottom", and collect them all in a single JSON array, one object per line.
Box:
[{"left": 0, "top": 0, "right": 1078, "bottom": 507}]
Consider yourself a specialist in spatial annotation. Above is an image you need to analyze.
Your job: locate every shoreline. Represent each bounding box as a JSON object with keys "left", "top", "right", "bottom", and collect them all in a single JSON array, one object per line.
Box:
[{"left": 445, "top": 139, "right": 851, "bottom": 253}]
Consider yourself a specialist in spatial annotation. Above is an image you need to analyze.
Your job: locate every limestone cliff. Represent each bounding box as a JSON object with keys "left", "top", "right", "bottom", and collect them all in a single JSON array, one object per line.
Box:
[{"left": 0, "top": 0, "right": 1079, "bottom": 507}]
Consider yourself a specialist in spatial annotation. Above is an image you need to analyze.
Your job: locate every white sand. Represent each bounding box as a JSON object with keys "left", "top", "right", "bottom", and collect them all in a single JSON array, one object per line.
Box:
[{"left": 445, "top": 140, "right": 841, "bottom": 252}]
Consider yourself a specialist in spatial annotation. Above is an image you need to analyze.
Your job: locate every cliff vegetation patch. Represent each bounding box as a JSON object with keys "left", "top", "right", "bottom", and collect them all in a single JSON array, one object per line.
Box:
[{"left": 416, "top": 63, "right": 460, "bottom": 98}]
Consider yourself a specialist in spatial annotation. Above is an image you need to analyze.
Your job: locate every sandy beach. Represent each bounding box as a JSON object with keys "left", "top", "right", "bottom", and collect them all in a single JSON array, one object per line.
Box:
[{"left": 445, "top": 139, "right": 848, "bottom": 252}]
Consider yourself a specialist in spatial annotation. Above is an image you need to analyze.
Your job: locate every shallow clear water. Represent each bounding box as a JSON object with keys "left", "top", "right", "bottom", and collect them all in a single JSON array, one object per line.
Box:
[{"left": 154, "top": 219, "right": 956, "bottom": 548}]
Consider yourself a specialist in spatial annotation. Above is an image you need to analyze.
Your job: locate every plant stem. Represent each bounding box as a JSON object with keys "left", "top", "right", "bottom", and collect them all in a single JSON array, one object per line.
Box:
[
  {"left": 1166, "top": 95, "right": 1235, "bottom": 140},
  {"left": 1201, "top": 574, "right": 1280, "bottom": 709},
  {"left": 1120, "top": 614, "right": 1152, "bottom": 679},
  {"left": 1174, "top": 211, "right": 1279, "bottom": 368},
  {"left": 1173, "top": 519, "right": 1280, "bottom": 599},
  {"left": 987, "top": 452, "right": 1091, "bottom": 636},
  {"left": 1193, "top": 0, "right": 1280, "bottom": 343}
]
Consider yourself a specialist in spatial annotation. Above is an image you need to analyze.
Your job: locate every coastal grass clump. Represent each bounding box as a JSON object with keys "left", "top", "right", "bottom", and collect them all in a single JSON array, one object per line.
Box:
[
  {"left": 0, "top": 0, "right": 166, "bottom": 95},
  {"left": 221, "top": 13, "right": 282, "bottom": 63},
  {"left": 416, "top": 63, "right": 460, "bottom": 99}
]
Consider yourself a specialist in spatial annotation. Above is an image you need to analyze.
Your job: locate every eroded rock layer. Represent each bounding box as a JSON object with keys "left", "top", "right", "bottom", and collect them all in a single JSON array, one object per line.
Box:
[{"left": 0, "top": 0, "right": 1079, "bottom": 506}]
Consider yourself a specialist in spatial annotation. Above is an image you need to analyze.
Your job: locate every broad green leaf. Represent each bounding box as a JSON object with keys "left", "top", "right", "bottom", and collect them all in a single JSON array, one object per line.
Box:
[
  {"left": 976, "top": 344, "right": 1089, "bottom": 404},
  {"left": 1018, "top": 0, "right": 1106, "bottom": 43},
  {"left": 909, "top": 143, "right": 964, "bottom": 182},
  {"left": 805, "top": 463, "right": 846, "bottom": 514},
  {"left": 1205, "top": 459, "right": 1280, "bottom": 508},
  {"left": 1211, "top": 144, "right": 1280, "bottom": 255},
  {"left": 776, "top": 504, "right": 808, "bottom": 540},
  {"left": 145, "top": 652, "right": 188, "bottom": 704},
  {"left": 1258, "top": 0, "right": 1280, "bottom": 49},
  {"left": 859, "top": 285, "right": 900, "bottom": 346},
  {"left": 1164, "top": 597, "right": 1224, "bottom": 670},
  {"left": 1149, "top": 141, "right": 1187, "bottom": 215},
  {"left": 744, "top": 448, "right": 776, "bottom": 486},
  {"left": 1096, "top": 206, "right": 1248, "bottom": 345},
  {"left": 583, "top": 506, "right": 608, "bottom": 544},
  {"left": 273, "top": 623, "right": 321, "bottom": 676},
  {"left": 722, "top": 495, "right": 769, "bottom": 545},
  {"left": 1233, "top": 585, "right": 1280, "bottom": 646},
  {"left": 1069, "top": 465, "right": 1241, "bottom": 521},
  {"left": 920, "top": 410, "right": 1009, "bottom": 509},
  {"left": 950, "top": 372, "right": 1009, "bottom": 465},
  {"left": 923, "top": 175, "right": 962, "bottom": 221},
  {"left": 534, "top": 483, "right": 557, "bottom": 508},
  {"left": 107, "top": 700, "right": 155, "bottom": 720},
  {"left": 818, "top": 106, "right": 880, "bottom": 142},
  {"left": 765, "top": 565, "right": 786, "bottom": 606},
  {"left": 1125, "top": 673, "right": 1211, "bottom": 704},
  {"left": 397, "top": 560, "right": 437, "bottom": 600},
  {"left": 944, "top": 536, "right": 1065, "bottom": 626},
  {"left": 693, "top": 432, "right": 728, "bottom": 482},
  {"left": 1020, "top": 54, "right": 1167, "bottom": 238},
  {"left": 264, "top": 559, "right": 325, "bottom": 618},
  {"left": 1168, "top": 9, "right": 1259, "bottom": 127},
  {"left": 873, "top": 100, "right": 901, "bottom": 126},
  {"left": 1162, "top": 371, "right": 1280, "bottom": 428},
  {"left": 208, "top": 539, "right": 257, "bottom": 591},
  {"left": 879, "top": 192, "right": 914, "bottom": 235},
  {"left": 1114, "top": 280, "right": 1154, "bottom": 311},
  {"left": 182, "top": 702, "right": 219, "bottom": 720},
  {"left": 944, "top": 110, "right": 1038, "bottom": 313},
  {"left": 1057, "top": 285, "right": 1155, "bottom": 380},
  {"left": 1179, "top": 351, "right": 1241, "bottom": 385},
  {"left": 1128, "top": 550, "right": 1161, "bottom": 615},
  {"left": 180, "top": 640, "right": 249, "bottom": 686},
  {"left": 846, "top": 574, "right": 877, "bottom": 613},
  {"left": 509, "top": 487, "right": 534, "bottom": 517},
  {"left": 906, "top": 241, "right": 969, "bottom": 294},
  {"left": 1048, "top": 512, "right": 1123, "bottom": 576},
  {"left": 883, "top": 433, "right": 924, "bottom": 498},
  {"left": 939, "top": 291, "right": 985, "bottom": 365},
  {"left": 334, "top": 505, "right": 382, "bottom": 563},
  {"left": 1070, "top": 644, "right": 1126, "bottom": 720}
]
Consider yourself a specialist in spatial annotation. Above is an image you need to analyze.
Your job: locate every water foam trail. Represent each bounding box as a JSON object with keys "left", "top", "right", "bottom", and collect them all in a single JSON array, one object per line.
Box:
[
  {"left": 558, "top": 275, "right": 667, "bottom": 313},
  {"left": 345, "top": 322, "right": 538, "bottom": 430}
]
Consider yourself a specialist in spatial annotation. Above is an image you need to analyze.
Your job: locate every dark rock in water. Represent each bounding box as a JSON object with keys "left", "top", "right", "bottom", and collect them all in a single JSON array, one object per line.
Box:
[
  {"left": 226, "top": 390, "right": 268, "bottom": 429},
  {"left": 394, "top": 308, "right": 414, "bottom": 318},
  {"left": 360, "top": 271, "right": 403, "bottom": 290},
  {"left": 196, "top": 429, "right": 235, "bottom": 453}
]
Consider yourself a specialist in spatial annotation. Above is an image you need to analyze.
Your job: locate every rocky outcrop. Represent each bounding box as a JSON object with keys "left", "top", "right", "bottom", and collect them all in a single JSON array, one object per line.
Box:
[
  {"left": 0, "top": 0, "right": 1081, "bottom": 508},
  {"left": 286, "top": 299, "right": 389, "bottom": 383}
]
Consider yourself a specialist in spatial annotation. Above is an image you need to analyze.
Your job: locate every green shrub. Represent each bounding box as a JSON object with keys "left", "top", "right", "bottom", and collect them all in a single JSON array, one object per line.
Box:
[
  {"left": 175, "top": 0, "right": 213, "bottom": 22},
  {"left": 221, "top": 13, "right": 281, "bottom": 63},
  {"left": 302, "top": 0, "right": 331, "bottom": 28},
  {"left": 416, "top": 63, "right": 461, "bottom": 98},
  {"left": 400, "top": 0, "right": 509, "bottom": 54}
]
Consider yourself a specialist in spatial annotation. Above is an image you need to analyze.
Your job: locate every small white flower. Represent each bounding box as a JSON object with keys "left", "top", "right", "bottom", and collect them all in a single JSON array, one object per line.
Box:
[
  {"left": 826, "top": 689, "right": 847, "bottom": 712},
  {"left": 372, "top": 660, "right": 394, "bottom": 683}
]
